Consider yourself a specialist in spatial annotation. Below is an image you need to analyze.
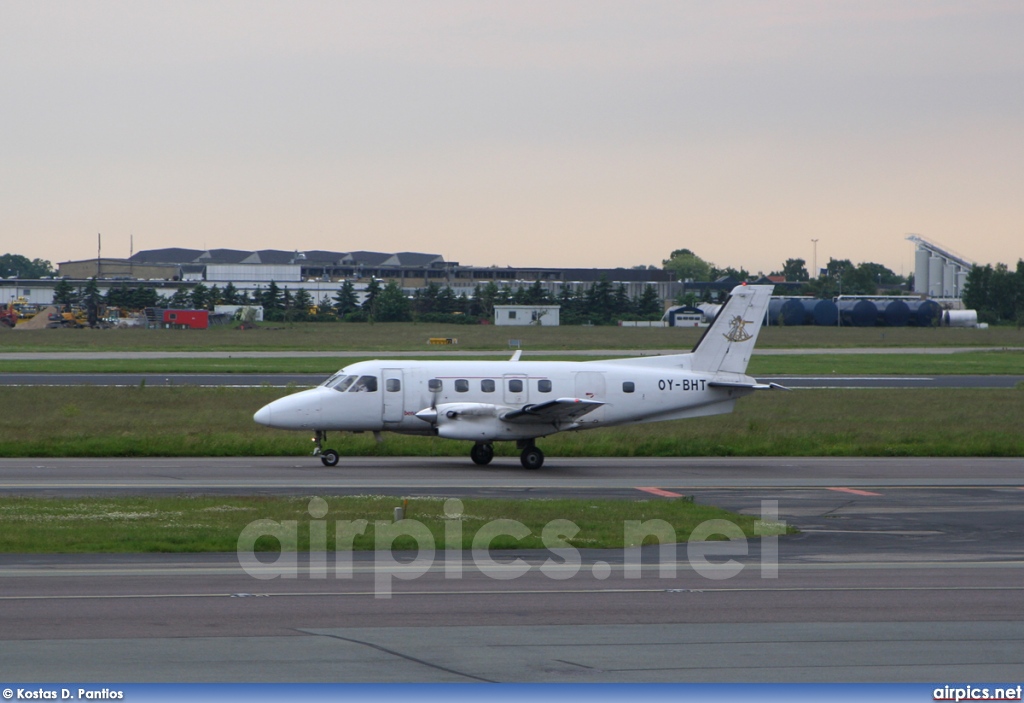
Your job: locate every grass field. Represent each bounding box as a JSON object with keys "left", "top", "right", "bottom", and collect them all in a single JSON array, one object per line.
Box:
[
  {"left": 0, "top": 351, "right": 1021, "bottom": 375},
  {"left": 2, "top": 320, "right": 1023, "bottom": 352},
  {"left": 0, "top": 494, "right": 781, "bottom": 553},
  {"left": 2, "top": 386, "right": 1021, "bottom": 457}
]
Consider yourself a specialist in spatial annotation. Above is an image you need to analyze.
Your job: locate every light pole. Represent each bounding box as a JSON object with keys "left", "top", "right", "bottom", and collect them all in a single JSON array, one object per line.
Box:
[{"left": 811, "top": 239, "right": 819, "bottom": 279}]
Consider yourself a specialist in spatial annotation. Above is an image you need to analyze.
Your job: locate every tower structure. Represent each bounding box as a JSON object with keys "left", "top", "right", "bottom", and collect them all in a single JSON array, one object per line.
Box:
[{"left": 906, "top": 234, "right": 972, "bottom": 298}]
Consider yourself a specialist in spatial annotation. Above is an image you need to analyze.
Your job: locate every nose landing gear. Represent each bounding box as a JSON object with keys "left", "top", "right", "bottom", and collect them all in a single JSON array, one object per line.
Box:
[
  {"left": 313, "top": 431, "right": 340, "bottom": 467},
  {"left": 470, "top": 442, "right": 494, "bottom": 466}
]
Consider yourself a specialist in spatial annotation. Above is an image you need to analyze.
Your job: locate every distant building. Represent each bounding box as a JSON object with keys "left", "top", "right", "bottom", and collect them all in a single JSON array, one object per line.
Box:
[
  {"left": 494, "top": 305, "right": 560, "bottom": 326},
  {"left": 907, "top": 235, "right": 972, "bottom": 298}
]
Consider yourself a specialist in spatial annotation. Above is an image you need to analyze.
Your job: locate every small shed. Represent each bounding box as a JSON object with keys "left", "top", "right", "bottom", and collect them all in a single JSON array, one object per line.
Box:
[
  {"left": 494, "top": 305, "right": 560, "bottom": 326},
  {"left": 661, "top": 305, "right": 708, "bottom": 327}
]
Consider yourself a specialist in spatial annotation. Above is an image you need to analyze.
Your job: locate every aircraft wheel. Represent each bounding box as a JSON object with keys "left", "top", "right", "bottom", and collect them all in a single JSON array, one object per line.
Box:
[
  {"left": 470, "top": 443, "right": 494, "bottom": 466},
  {"left": 520, "top": 446, "right": 544, "bottom": 470},
  {"left": 320, "top": 449, "right": 340, "bottom": 467}
]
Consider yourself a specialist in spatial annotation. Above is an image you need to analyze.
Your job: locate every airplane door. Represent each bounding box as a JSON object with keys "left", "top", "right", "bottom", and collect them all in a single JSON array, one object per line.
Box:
[
  {"left": 574, "top": 372, "right": 606, "bottom": 422},
  {"left": 382, "top": 368, "right": 404, "bottom": 423},
  {"left": 503, "top": 374, "right": 529, "bottom": 406}
]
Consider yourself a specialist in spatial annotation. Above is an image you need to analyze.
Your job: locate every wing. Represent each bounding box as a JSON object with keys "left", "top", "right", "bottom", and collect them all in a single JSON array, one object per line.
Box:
[{"left": 502, "top": 397, "right": 604, "bottom": 423}]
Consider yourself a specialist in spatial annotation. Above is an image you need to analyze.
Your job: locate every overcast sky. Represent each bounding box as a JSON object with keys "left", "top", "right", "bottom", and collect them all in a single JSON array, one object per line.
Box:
[{"left": 2, "top": 1, "right": 1022, "bottom": 275}]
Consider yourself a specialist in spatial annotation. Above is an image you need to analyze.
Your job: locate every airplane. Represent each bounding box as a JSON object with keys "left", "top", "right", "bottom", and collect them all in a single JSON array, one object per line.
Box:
[{"left": 253, "top": 284, "right": 783, "bottom": 469}]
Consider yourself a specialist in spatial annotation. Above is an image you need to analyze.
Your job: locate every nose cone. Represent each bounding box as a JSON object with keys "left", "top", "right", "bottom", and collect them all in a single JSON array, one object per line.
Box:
[
  {"left": 414, "top": 407, "right": 438, "bottom": 425},
  {"left": 253, "top": 404, "right": 273, "bottom": 426},
  {"left": 253, "top": 388, "right": 324, "bottom": 430}
]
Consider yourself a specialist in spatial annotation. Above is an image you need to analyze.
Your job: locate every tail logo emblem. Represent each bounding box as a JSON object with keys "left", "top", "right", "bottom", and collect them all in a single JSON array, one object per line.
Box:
[{"left": 723, "top": 316, "right": 753, "bottom": 343}]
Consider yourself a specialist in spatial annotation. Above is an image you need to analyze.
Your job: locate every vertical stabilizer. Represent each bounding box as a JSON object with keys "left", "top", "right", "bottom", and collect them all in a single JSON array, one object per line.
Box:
[{"left": 690, "top": 285, "right": 773, "bottom": 374}]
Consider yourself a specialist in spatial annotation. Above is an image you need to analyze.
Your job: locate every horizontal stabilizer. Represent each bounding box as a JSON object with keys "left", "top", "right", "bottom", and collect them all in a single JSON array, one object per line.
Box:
[
  {"left": 502, "top": 397, "right": 604, "bottom": 423},
  {"left": 708, "top": 381, "right": 790, "bottom": 391}
]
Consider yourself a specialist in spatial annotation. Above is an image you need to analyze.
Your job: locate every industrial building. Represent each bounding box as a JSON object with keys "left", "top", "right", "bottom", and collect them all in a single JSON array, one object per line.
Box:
[
  {"left": 55, "top": 248, "right": 683, "bottom": 303},
  {"left": 907, "top": 234, "right": 972, "bottom": 298}
]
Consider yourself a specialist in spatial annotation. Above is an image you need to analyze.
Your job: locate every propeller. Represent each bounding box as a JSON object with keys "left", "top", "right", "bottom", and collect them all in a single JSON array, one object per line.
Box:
[{"left": 414, "top": 382, "right": 441, "bottom": 425}]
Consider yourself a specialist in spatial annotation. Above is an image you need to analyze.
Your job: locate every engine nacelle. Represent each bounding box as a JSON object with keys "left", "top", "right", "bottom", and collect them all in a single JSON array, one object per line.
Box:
[{"left": 422, "top": 402, "right": 547, "bottom": 441}]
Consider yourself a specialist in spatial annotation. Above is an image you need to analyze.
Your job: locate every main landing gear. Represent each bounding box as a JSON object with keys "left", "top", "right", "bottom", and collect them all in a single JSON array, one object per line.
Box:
[
  {"left": 469, "top": 440, "right": 544, "bottom": 469},
  {"left": 313, "top": 430, "right": 339, "bottom": 467},
  {"left": 517, "top": 439, "right": 544, "bottom": 470}
]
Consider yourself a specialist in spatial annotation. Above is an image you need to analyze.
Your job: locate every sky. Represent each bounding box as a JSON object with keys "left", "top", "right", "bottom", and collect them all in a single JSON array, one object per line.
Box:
[{"left": 2, "top": 1, "right": 1022, "bottom": 276}]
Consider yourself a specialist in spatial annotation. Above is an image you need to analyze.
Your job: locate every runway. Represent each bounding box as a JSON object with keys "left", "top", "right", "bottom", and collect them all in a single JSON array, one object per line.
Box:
[
  {"left": 1, "top": 373, "right": 1021, "bottom": 388},
  {"left": 1, "top": 456, "right": 1022, "bottom": 682}
]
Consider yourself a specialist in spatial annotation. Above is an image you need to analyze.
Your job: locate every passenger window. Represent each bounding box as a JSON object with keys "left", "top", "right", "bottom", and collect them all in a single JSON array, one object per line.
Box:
[
  {"left": 428, "top": 379, "right": 442, "bottom": 392},
  {"left": 455, "top": 379, "right": 469, "bottom": 393},
  {"left": 481, "top": 379, "right": 495, "bottom": 393},
  {"left": 537, "top": 380, "right": 552, "bottom": 393},
  {"left": 349, "top": 375, "right": 378, "bottom": 392},
  {"left": 623, "top": 381, "right": 635, "bottom": 393},
  {"left": 386, "top": 378, "right": 401, "bottom": 392},
  {"left": 326, "top": 374, "right": 357, "bottom": 392},
  {"left": 509, "top": 379, "right": 523, "bottom": 393}
]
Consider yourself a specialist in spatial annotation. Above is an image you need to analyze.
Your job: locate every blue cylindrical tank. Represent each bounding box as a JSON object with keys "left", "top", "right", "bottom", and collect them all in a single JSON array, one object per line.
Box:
[
  {"left": 907, "top": 299, "right": 942, "bottom": 327},
  {"left": 766, "top": 298, "right": 805, "bottom": 326},
  {"left": 839, "top": 299, "right": 878, "bottom": 327},
  {"left": 880, "top": 299, "right": 911, "bottom": 327},
  {"left": 801, "top": 299, "right": 839, "bottom": 326}
]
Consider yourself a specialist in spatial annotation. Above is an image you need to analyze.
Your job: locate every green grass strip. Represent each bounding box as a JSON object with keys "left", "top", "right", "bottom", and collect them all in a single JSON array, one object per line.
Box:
[
  {"left": 2, "top": 321, "right": 1023, "bottom": 352},
  {"left": 0, "top": 495, "right": 785, "bottom": 553},
  {"left": 0, "top": 351, "right": 1020, "bottom": 375},
  {"left": 1, "top": 386, "right": 1022, "bottom": 457}
]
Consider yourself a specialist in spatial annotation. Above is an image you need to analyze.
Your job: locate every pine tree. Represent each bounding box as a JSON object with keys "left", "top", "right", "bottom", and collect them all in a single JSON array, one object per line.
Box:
[
  {"left": 221, "top": 282, "right": 239, "bottom": 306},
  {"left": 361, "top": 279, "right": 382, "bottom": 318},
  {"left": 333, "top": 280, "right": 359, "bottom": 316},
  {"left": 635, "top": 285, "right": 663, "bottom": 319},
  {"left": 53, "top": 279, "right": 77, "bottom": 309}
]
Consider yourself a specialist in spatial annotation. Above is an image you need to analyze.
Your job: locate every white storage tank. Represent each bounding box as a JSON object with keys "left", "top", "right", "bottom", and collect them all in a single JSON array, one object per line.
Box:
[{"left": 943, "top": 309, "right": 978, "bottom": 328}]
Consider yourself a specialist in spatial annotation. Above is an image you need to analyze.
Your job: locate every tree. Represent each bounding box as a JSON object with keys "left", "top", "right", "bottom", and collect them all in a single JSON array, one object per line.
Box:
[
  {"left": 634, "top": 285, "right": 662, "bottom": 319},
  {"left": 436, "top": 286, "right": 458, "bottom": 314},
  {"left": 53, "top": 279, "right": 77, "bottom": 309},
  {"left": 81, "top": 278, "right": 102, "bottom": 326},
  {"left": 190, "top": 283, "right": 211, "bottom": 310},
  {"left": 413, "top": 282, "right": 441, "bottom": 315},
  {"left": 333, "top": 280, "right": 359, "bottom": 317},
  {"left": 221, "top": 282, "right": 240, "bottom": 306},
  {"left": 373, "top": 281, "right": 412, "bottom": 322},
  {"left": 361, "top": 279, "right": 382, "bottom": 318},
  {"left": 0, "top": 254, "right": 54, "bottom": 279},
  {"left": 964, "top": 261, "right": 1024, "bottom": 324},
  {"left": 612, "top": 283, "right": 632, "bottom": 318},
  {"left": 584, "top": 275, "right": 614, "bottom": 324},
  {"left": 476, "top": 281, "right": 501, "bottom": 318},
  {"left": 168, "top": 287, "right": 191, "bottom": 308},
  {"left": 260, "top": 281, "right": 284, "bottom": 311},
  {"left": 778, "top": 258, "right": 809, "bottom": 281},
  {"left": 709, "top": 265, "right": 750, "bottom": 281},
  {"left": 293, "top": 288, "right": 314, "bottom": 313},
  {"left": 662, "top": 249, "right": 712, "bottom": 281},
  {"left": 521, "top": 280, "right": 550, "bottom": 305}
]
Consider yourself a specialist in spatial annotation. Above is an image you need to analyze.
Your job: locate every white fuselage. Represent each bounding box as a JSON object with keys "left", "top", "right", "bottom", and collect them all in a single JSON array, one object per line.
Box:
[{"left": 254, "top": 358, "right": 752, "bottom": 442}]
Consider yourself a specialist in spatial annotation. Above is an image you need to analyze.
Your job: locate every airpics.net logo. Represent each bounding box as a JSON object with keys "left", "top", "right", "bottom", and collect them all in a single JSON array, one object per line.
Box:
[{"left": 235, "top": 498, "right": 787, "bottom": 598}]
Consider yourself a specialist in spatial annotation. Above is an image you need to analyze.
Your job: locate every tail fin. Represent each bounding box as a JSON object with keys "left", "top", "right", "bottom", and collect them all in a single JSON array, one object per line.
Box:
[{"left": 690, "top": 285, "right": 773, "bottom": 374}]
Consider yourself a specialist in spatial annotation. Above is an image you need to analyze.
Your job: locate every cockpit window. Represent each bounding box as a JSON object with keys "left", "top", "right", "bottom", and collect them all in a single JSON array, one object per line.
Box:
[
  {"left": 349, "top": 375, "right": 378, "bottom": 392},
  {"left": 324, "top": 374, "right": 357, "bottom": 392}
]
